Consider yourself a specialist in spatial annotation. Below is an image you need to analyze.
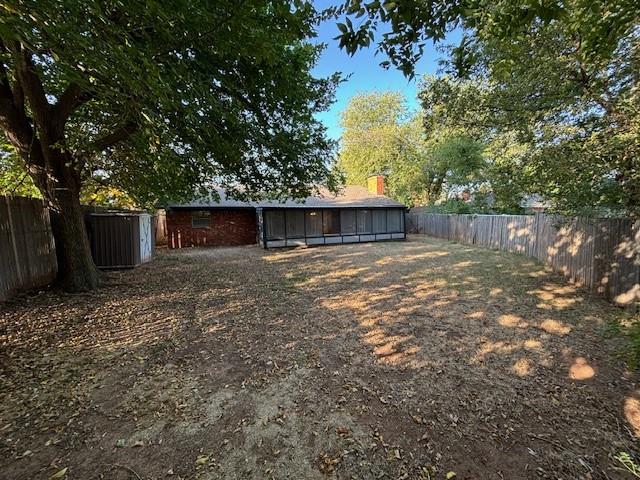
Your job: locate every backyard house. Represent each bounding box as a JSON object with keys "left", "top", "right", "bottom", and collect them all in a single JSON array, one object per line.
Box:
[{"left": 166, "top": 175, "right": 407, "bottom": 248}]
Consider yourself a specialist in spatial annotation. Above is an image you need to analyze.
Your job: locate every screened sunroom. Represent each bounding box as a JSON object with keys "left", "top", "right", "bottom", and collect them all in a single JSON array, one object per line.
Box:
[
  {"left": 256, "top": 181, "right": 406, "bottom": 248},
  {"left": 258, "top": 207, "right": 406, "bottom": 248}
]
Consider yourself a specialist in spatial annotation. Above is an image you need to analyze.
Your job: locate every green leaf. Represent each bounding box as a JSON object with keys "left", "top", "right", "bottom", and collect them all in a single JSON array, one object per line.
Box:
[
  {"left": 49, "top": 468, "right": 68, "bottom": 480},
  {"left": 0, "top": 0, "right": 343, "bottom": 217}
]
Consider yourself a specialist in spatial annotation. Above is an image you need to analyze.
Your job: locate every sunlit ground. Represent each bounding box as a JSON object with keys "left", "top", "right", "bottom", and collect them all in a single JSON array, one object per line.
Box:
[{"left": 0, "top": 236, "right": 637, "bottom": 479}]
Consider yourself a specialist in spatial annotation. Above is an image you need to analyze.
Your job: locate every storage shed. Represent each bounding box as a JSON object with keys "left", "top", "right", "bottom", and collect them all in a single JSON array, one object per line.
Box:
[{"left": 88, "top": 212, "right": 154, "bottom": 268}]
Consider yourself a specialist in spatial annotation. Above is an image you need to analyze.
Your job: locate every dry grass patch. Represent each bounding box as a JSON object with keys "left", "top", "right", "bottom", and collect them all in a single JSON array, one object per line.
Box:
[{"left": 0, "top": 237, "right": 638, "bottom": 479}]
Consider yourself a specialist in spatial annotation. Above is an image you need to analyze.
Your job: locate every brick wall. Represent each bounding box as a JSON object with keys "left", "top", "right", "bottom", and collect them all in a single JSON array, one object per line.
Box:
[{"left": 166, "top": 209, "right": 257, "bottom": 248}]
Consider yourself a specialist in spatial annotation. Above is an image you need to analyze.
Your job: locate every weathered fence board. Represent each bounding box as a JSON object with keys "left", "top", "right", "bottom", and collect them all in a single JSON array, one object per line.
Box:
[
  {"left": 407, "top": 212, "right": 640, "bottom": 307},
  {"left": 155, "top": 209, "right": 167, "bottom": 246},
  {"left": 0, "top": 196, "right": 57, "bottom": 301}
]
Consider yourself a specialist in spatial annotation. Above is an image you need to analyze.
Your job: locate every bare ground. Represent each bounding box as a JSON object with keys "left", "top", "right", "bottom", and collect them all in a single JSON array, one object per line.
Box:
[{"left": 1, "top": 236, "right": 639, "bottom": 480}]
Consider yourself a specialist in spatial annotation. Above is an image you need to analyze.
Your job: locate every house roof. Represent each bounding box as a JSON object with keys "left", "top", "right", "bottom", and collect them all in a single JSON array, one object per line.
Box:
[
  {"left": 520, "top": 194, "right": 551, "bottom": 209},
  {"left": 166, "top": 186, "right": 405, "bottom": 209}
]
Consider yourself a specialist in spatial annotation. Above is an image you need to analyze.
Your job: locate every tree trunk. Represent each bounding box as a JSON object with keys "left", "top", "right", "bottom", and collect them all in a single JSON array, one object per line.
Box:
[
  {"left": 27, "top": 148, "right": 100, "bottom": 292},
  {"left": 0, "top": 45, "right": 101, "bottom": 291},
  {"left": 49, "top": 186, "right": 100, "bottom": 292},
  {"left": 425, "top": 177, "right": 444, "bottom": 204}
]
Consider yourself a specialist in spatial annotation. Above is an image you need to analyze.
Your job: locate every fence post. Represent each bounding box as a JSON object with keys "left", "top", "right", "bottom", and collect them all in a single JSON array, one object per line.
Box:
[{"left": 5, "top": 196, "right": 24, "bottom": 285}]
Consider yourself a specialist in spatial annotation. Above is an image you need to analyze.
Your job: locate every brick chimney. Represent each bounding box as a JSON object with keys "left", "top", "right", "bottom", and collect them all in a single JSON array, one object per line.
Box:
[{"left": 366, "top": 175, "right": 385, "bottom": 195}]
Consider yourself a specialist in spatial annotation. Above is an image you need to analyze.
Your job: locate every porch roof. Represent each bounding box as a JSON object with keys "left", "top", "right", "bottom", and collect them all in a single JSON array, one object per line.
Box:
[{"left": 166, "top": 186, "right": 405, "bottom": 209}]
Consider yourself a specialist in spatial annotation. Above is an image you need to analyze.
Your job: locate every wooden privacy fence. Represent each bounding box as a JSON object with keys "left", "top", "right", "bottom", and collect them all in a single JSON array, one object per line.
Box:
[
  {"left": 407, "top": 211, "right": 640, "bottom": 307},
  {"left": 0, "top": 196, "right": 57, "bottom": 301}
]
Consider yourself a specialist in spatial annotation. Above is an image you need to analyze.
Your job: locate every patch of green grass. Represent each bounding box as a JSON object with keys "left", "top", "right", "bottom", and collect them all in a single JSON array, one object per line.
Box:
[
  {"left": 615, "top": 451, "right": 640, "bottom": 478},
  {"left": 605, "top": 312, "right": 640, "bottom": 370}
]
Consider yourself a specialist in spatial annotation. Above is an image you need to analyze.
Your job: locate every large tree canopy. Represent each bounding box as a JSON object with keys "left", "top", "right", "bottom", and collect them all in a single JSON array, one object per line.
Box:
[
  {"left": 418, "top": 21, "right": 640, "bottom": 216},
  {"left": 338, "top": 92, "right": 427, "bottom": 205},
  {"left": 0, "top": 0, "right": 340, "bottom": 290},
  {"left": 329, "top": 0, "right": 639, "bottom": 216},
  {"left": 338, "top": 91, "right": 486, "bottom": 206},
  {"left": 330, "top": 0, "right": 639, "bottom": 76}
]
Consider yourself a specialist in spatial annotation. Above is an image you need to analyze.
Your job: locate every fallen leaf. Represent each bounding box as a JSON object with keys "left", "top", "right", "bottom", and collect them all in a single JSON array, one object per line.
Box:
[
  {"left": 49, "top": 468, "right": 68, "bottom": 480},
  {"left": 446, "top": 472, "right": 456, "bottom": 479}
]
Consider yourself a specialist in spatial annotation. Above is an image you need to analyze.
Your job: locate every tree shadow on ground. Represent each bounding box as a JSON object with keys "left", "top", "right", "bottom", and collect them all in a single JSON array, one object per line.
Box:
[{"left": 0, "top": 238, "right": 637, "bottom": 479}]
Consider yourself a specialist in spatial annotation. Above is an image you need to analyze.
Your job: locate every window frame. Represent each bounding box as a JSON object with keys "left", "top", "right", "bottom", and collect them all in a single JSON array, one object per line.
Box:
[
  {"left": 264, "top": 209, "right": 286, "bottom": 240},
  {"left": 373, "top": 209, "right": 387, "bottom": 234},
  {"left": 304, "top": 209, "right": 323, "bottom": 238},
  {"left": 191, "top": 210, "right": 211, "bottom": 229},
  {"left": 284, "top": 209, "right": 305, "bottom": 239},
  {"left": 385, "top": 208, "right": 404, "bottom": 233},
  {"left": 357, "top": 209, "right": 373, "bottom": 234},
  {"left": 340, "top": 208, "right": 357, "bottom": 235},
  {"left": 322, "top": 209, "right": 341, "bottom": 236}
]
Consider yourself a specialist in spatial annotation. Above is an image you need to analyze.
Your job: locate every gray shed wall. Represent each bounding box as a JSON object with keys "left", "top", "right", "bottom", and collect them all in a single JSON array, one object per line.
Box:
[{"left": 89, "top": 213, "right": 154, "bottom": 268}]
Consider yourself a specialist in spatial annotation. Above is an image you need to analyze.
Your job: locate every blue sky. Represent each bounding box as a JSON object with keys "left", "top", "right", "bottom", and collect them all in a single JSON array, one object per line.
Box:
[{"left": 311, "top": 11, "right": 462, "bottom": 140}]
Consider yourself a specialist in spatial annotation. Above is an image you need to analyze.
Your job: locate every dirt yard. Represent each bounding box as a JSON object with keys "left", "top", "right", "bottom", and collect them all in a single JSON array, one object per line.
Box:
[{"left": 1, "top": 236, "right": 639, "bottom": 479}]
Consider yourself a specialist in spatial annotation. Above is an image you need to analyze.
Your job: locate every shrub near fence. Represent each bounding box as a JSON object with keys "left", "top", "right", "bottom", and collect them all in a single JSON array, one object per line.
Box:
[
  {"left": 407, "top": 211, "right": 640, "bottom": 307},
  {"left": 0, "top": 196, "right": 57, "bottom": 301}
]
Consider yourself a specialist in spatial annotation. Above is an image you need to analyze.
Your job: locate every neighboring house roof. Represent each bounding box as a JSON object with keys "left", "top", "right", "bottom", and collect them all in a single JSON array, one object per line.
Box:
[
  {"left": 520, "top": 194, "right": 551, "bottom": 209},
  {"left": 166, "top": 186, "right": 405, "bottom": 209}
]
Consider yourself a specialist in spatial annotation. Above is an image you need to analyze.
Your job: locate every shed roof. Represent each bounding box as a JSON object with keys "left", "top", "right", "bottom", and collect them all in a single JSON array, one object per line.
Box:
[{"left": 166, "top": 186, "right": 405, "bottom": 209}]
